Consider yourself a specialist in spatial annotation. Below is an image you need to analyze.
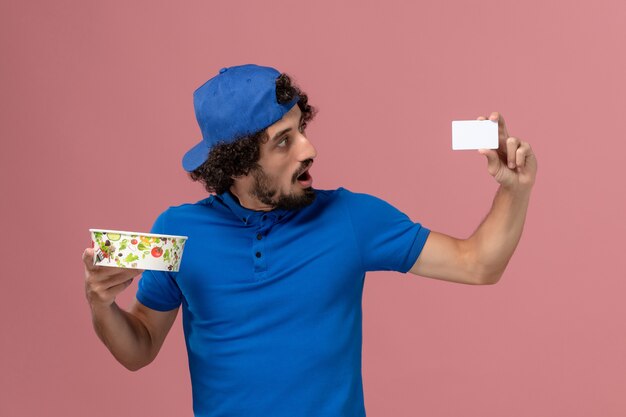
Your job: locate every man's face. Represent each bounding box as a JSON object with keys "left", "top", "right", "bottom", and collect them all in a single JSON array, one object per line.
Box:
[{"left": 235, "top": 104, "right": 318, "bottom": 211}]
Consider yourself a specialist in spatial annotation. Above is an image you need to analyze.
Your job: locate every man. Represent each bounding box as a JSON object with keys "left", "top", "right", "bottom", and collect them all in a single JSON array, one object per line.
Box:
[{"left": 83, "top": 64, "right": 536, "bottom": 417}]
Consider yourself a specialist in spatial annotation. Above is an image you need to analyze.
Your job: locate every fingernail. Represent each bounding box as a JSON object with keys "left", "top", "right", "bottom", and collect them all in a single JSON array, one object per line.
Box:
[{"left": 509, "top": 162, "right": 515, "bottom": 169}]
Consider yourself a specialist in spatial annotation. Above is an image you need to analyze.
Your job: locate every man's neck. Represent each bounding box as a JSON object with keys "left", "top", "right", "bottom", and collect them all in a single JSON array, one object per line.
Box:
[{"left": 228, "top": 187, "right": 274, "bottom": 212}]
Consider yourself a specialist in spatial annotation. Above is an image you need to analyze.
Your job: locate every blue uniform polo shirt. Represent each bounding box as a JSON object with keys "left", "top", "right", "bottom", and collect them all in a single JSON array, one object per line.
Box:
[{"left": 137, "top": 187, "right": 430, "bottom": 417}]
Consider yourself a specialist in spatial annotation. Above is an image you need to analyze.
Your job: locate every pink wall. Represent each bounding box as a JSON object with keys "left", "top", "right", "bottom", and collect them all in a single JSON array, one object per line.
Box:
[{"left": 2, "top": 0, "right": 625, "bottom": 415}]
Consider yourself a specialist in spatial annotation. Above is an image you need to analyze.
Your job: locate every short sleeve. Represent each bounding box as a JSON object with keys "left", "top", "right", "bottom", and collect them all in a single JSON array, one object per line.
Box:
[
  {"left": 339, "top": 188, "right": 430, "bottom": 273},
  {"left": 135, "top": 209, "right": 183, "bottom": 311}
]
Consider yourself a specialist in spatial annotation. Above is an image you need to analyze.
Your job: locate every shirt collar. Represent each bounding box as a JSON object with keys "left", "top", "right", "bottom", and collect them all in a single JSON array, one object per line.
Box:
[{"left": 216, "top": 189, "right": 295, "bottom": 226}]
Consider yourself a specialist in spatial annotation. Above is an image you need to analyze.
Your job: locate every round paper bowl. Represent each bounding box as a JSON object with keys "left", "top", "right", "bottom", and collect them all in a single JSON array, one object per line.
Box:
[{"left": 89, "top": 229, "right": 188, "bottom": 272}]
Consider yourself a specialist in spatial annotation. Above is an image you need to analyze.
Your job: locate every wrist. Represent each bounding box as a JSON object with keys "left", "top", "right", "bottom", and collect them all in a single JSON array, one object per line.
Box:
[
  {"left": 500, "top": 182, "right": 533, "bottom": 198},
  {"left": 89, "top": 299, "right": 118, "bottom": 316}
]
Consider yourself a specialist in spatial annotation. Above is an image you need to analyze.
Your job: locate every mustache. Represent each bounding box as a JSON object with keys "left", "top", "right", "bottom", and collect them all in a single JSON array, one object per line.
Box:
[{"left": 293, "top": 159, "right": 314, "bottom": 181}]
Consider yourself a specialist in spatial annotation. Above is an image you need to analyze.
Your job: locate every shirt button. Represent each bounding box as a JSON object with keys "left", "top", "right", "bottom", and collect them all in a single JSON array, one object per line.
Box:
[
  {"left": 262, "top": 215, "right": 267, "bottom": 221},
  {"left": 255, "top": 252, "right": 262, "bottom": 258},
  {"left": 256, "top": 233, "right": 262, "bottom": 240}
]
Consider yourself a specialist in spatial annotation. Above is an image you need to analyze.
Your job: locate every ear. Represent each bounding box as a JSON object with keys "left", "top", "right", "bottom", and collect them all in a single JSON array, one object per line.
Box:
[
  {"left": 231, "top": 170, "right": 249, "bottom": 181},
  {"left": 230, "top": 169, "right": 242, "bottom": 180}
]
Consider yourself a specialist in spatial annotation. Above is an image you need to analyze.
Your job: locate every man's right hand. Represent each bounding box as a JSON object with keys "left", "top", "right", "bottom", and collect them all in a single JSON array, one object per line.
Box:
[
  {"left": 82, "top": 248, "right": 144, "bottom": 310},
  {"left": 82, "top": 248, "right": 178, "bottom": 371}
]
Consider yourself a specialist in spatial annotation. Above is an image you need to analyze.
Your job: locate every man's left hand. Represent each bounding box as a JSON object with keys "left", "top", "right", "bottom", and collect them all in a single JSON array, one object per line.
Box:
[{"left": 477, "top": 112, "right": 537, "bottom": 191}]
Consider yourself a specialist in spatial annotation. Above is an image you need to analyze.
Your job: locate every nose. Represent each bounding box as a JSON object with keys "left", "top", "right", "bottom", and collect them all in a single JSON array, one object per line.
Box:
[{"left": 296, "top": 133, "right": 317, "bottom": 162}]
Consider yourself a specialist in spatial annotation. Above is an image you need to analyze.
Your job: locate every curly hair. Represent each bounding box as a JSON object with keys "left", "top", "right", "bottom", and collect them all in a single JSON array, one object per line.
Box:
[{"left": 188, "top": 73, "right": 317, "bottom": 195}]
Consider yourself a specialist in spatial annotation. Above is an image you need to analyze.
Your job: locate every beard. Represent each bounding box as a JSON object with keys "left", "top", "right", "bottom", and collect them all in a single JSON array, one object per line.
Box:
[{"left": 249, "top": 165, "right": 316, "bottom": 211}]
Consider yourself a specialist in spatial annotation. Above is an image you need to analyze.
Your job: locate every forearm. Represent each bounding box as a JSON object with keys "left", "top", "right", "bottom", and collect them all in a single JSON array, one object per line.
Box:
[
  {"left": 467, "top": 184, "right": 532, "bottom": 283},
  {"left": 90, "top": 302, "right": 154, "bottom": 371}
]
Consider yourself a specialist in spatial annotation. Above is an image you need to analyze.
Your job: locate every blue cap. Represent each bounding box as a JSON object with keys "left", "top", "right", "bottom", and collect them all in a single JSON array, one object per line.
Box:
[{"left": 182, "top": 64, "right": 300, "bottom": 172}]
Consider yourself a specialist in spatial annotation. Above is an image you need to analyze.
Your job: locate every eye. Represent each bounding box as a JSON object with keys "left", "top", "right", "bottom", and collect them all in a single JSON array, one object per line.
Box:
[{"left": 277, "top": 136, "right": 289, "bottom": 147}]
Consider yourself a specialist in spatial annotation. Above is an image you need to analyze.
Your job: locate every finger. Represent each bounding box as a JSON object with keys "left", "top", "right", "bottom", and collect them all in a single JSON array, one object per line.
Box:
[
  {"left": 84, "top": 248, "right": 144, "bottom": 278},
  {"left": 92, "top": 270, "right": 143, "bottom": 295},
  {"left": 102, "top": 278, "right": 135, "bottom": 299},
  {"left": 86, "top": 260, "right": 144, "bottom": 285},
  {"left": 516, "top": 142, "right": 531, "bottom": 168},
  {"left": 477, "top": 116, "right": 486, "bottom": 120},
  {"left": 478, "top": 149, "right": 500, "bottom": 177},
  {"left": 506, "top": 137, "right": 520, "bottom": 169},
  {"left": 99, "top": 267, "right": 144, "bottom": 285},
  {"left": 83, "top": 248, "right": 122, "bottom": 277},
  {"left": 82, "top": 248, "right": 102, "bottom": 272},
  {"left": 489, "top": 112, "right": 509, "bottom": 145}
]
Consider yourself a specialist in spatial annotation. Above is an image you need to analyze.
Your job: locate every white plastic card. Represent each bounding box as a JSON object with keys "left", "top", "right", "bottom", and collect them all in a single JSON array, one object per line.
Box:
[{"left": 451, "top": 120, "right": 499, "bottom": 150}]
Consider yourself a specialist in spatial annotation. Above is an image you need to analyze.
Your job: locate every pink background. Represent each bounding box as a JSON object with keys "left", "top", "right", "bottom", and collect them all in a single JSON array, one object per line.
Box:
[{"left": 2, "top": 0, "right": 625, "bottom": 415}]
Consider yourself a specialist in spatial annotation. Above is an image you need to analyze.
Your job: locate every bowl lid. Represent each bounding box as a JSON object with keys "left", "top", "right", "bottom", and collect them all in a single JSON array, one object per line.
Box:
[{"left": 89, "top": 229, "right": 188, "bottom": 240}]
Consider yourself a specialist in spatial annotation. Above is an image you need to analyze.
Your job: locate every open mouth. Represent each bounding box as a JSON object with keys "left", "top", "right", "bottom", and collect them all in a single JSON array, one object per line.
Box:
[
  {"left": 296, "top": 166, "right": 313, "bottom": 187},
  {"left": 297, "top": 170, "right": 311, "bottom": 181}
]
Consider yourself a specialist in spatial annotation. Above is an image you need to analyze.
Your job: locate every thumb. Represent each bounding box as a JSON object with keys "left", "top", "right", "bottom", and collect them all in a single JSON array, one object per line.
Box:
[{"left": 478, "top": 149, "right": 500, "bottom": 177}]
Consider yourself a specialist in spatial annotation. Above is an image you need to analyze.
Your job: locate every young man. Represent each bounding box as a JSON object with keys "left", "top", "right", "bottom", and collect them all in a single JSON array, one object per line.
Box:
[{"left": 83, "top": 64, "right": 536, "bottom": 417}]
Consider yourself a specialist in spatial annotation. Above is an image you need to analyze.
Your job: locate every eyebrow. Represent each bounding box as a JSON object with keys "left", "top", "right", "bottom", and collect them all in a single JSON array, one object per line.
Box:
[
  {"left": 270, "top": 114, "right": 305, "bottom": 143},
  {"left": 271, "top": 127, "right": 292, "bottom": 143}
]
